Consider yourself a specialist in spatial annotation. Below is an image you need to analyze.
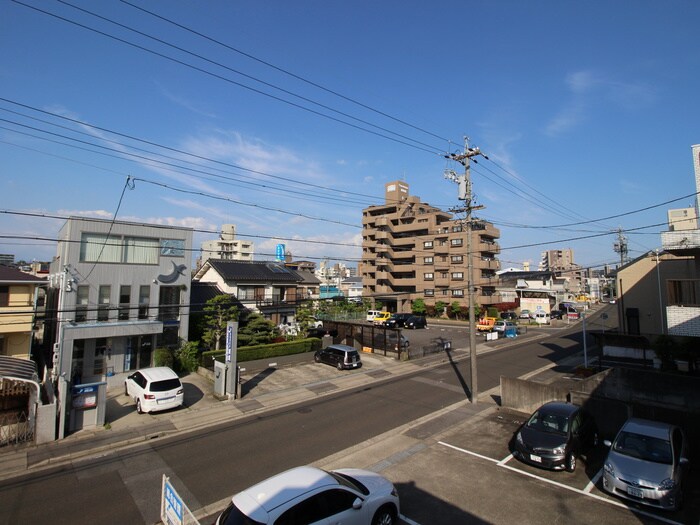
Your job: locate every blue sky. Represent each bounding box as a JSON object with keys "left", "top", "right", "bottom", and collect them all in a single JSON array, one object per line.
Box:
[{"left": 2, "top": 0, "right": 699, "bottom": 272}]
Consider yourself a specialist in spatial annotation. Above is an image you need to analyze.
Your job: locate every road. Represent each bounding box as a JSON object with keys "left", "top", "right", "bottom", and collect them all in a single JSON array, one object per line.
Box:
[{"left": 0, "top": 310, "right": 610, "bottom": 524}]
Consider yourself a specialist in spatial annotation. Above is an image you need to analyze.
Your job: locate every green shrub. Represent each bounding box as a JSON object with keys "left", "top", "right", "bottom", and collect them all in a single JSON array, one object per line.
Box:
[
  {"left": 177, "top": 341, "right": 200, "bottom": 373},
  {"left": 201, "top": 338, "right": 321, "bottom": 368},
  {"left": 154, "top": 347, "right": 175, "bottom": 369}
]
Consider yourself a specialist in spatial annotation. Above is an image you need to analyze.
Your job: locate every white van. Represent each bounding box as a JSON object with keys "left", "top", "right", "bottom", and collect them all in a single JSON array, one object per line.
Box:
[{"left": 366, "top": 310, "right": 382, "bottom": 322}]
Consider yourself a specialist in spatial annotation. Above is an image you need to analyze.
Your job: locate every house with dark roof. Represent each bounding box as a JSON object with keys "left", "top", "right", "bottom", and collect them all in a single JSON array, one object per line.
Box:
[{"left": 193, "top": 259, "right": 311, "bottom": 325}]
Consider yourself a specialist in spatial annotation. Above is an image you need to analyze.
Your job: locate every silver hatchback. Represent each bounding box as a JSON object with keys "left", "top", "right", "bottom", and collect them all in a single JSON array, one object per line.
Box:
[{"left": 602, "top": 418, "right": 689, "bottom": 510}]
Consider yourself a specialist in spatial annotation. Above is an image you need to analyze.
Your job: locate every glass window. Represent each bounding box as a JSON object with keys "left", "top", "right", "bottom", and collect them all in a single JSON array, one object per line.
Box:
[
  {"left": 119, "top": 285, "right": 131, "bottom": 321},
  {"left": 424, "top": 257, "right": 433, "bottom": 264},
  {"left": 94, "top": 338, "right": 107, "bottom": 375},
  {"left": 138, "top": 285, "right": 150, "bottom": 320},
  {"left": 124, "top": 236, "right": 159, "bottom": 264},
  {"left": 423, "top": 241, "right": 433, "bottom": 248},
  {"left": 451, "top": 255, "right": 463, "bottom": 263},
  {"left": 98, "top": 285, "right": 110, "bottom": 322},
  {"left": 451, "top": 239, "right": 463, "bottom": 247},
  {"left": 452, "top": 290, "right": 464, "bottom": 296},
  {"left": 452, "top": 272, "right": 464, "bottom": 279},
  {"left": 424, "top": 289, "right": 434, "bottom": 296},
  {"left": 158, "top": 286, "right": 181, "bottom": 321},
  {"left": 424, "top": 273, "right": 434, "bottom": 280},
  {"left": 76, "top": 285, "right": 89, "bottom": 322},
  {"left": 80, "top": 233, "right": 121, "bottom": 263}
]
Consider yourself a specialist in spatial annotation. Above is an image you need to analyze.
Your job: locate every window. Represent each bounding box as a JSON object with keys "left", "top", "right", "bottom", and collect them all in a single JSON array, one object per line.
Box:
[
  {"left": 424, "top": 273, "right": 434, "bottom": 280},
  {"left": 158, "top": 286, "right": 181, "bottom": 321},
  {"left": 80, "top": 233, "right": 159, "bottom": 264},
  {"left": 423, "top": 241, "right": 433, "bottom": 248},
  {"left": 138, "top": 285, "right": 150, "bottom": 320},
  {"left": 451, "top": 255, "right": 463, "bottom": 263},
  {"left": 452, "top": 290, "right": 464, "bottom": 297},
  {"left": 452, "top": 272, "right": 464, "bottom": 279},
  {"left": 424, "top": 289, "right": 434, "bottom": 296},
  {"left": 452, "top": 225, "right": 462, "bottom": 232},
  {"left": 667, "top": 279, "right": 699, "bottom": 306},
  {"left": 450, "top": 239, "right": 463, "bottom": 247},
  {"left": 424, "top": 257, "right": 433, "bottom": 264},
  {"left": 119, "top": 285, "right": 131, "bottom": 321},
  {"left": 0, "top": 286, "right": 8, "bottom": 307},
  {"left": 94, "top": 338, "right": 108, "bottom": 375},
  {"left": 237, "top": 286, "right": 256, "bottom": 301},
  {"left": 98, "top": 285, "right": 111, "bottom": 321},
  {"left": 76, "top": 285, "right": 89, "bottom": 322}
]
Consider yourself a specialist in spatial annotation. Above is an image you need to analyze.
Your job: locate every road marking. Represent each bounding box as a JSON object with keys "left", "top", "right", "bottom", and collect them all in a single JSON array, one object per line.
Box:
[
  {"left": 438, "top": 441, "right": 684, "bottom": 525},
  {"left": 400, "top": 514, "right": 423, "bottom": 525},
  {"left": 584, "top": 469, "right": 603, "bottom": 493},
  {"left": 497, "top": 453, "right": 514, "bottom": 466}
]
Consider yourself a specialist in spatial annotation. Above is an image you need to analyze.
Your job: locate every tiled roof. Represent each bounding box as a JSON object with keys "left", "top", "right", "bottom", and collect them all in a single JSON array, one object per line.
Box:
[
  {"left": 293, "top": 270, "right": 322, "bottom": 285},
  {"left": 206, "top": 259, "right": 303, "bottom": 283},
  {"left": 0, "top": 266, "right": 46, "bottom": 284}
]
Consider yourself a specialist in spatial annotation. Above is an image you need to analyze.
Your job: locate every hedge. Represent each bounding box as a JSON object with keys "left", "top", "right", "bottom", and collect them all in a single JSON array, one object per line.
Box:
[{"left": 201, "top": 338, "right": 322, "bottom": 368}]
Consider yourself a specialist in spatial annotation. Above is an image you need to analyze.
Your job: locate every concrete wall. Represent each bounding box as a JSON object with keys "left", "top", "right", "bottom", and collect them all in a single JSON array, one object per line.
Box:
[{"left": 500, "top": 376, "right": 570, "bottom": 415}]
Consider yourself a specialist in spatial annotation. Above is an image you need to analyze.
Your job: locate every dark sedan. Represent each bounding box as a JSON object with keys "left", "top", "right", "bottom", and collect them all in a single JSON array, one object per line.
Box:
[
  {"left": 385, "top": 313, "right": 413, "bottom": 328},
  {"left": 513, "top": 401, "right": 598, "bottom": 472},
  {"left": 405, "top": 315, "right": 427, "bottom": 329}
]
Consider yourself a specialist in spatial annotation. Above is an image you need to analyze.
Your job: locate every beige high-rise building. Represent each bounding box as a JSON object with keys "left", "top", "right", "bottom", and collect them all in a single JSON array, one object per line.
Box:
[{"left": 361, "top": 181, "right": 501, "bottom": 312}]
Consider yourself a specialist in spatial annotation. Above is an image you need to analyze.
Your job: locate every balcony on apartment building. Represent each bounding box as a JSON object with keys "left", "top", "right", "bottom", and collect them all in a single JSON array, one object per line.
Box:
[
  {"left": 661, "top": 229, "right": 700, "bottom": 256},
  {"left": 477, "top": 239, "right": 501, "bottom": 255}
]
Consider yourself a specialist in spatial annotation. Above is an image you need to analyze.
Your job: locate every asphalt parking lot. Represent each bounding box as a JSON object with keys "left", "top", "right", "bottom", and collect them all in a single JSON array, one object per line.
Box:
[{"left": 371, "top": 406, "right": 698, "bottom": 525}]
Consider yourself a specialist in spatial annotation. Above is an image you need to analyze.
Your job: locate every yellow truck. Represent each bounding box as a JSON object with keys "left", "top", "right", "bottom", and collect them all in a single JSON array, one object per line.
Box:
[{"left": 477, "top": 316, "right": 497, "bottom": 332}]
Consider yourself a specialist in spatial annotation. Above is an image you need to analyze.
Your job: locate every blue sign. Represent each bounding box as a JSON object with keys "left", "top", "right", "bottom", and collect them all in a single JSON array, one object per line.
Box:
[
  {"left": 164, "top": 479, "right": 183, "bottom": 525},
  {"left": 275, "top": 243, "right": 285, "bottom": 261}
]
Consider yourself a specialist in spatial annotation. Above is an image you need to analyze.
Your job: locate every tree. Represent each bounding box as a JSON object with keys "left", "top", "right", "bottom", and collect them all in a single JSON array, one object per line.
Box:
[
  {"left": 202, "top": 295, "right": 239, "bottom": 351},
  {"left": 435, "top": 301, "right": 447, "bottom": 317},
  {"left": 238, "top": 312, "right": 278, "bottom": 346},
  {"left": 450, "top": 301, "right": 462, "bottom": 319},
  {"left": 412, "top": 298, "right": 427, "bottom": 316}
]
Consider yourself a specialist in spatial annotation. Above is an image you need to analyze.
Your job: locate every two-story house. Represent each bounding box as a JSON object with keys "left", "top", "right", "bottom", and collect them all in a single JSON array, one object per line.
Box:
[
  {"left": 0, "top": 266, "right": 45, "bottom": 360},
  {"left": 193, "top": 259, "right": 306, "bottom": 325}
]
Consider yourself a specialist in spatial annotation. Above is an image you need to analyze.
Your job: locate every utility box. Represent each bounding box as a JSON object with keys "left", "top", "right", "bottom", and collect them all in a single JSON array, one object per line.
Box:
[{"left": 214, "top": 360, "right": 228, "bottom": 397}]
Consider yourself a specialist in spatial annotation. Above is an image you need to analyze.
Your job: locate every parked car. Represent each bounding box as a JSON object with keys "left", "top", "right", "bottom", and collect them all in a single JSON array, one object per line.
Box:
[
  {"left": 124, "top": 366, "right": 184, "bottom": 414},
  {"left": 373, "top": 332, "right": 410, "bottom": 352},
  {"left": 366, "top": 310, "right": 382, "bottom": 322},
  {"left": 518, "top": 310, "right": 531, "bottom": 320},
  {"left": 549, "top": 309, "right": 563, "bottom": 320},
  {"left": 602, "top": 418, "right": 689, "bottom": 510},
  {"left": 513, "top": 401, "right": 598, "bottom": 472},
  {"left": 493, "top": 320, "right": 516, "bottom": 333},
  {"left": 534, "top": 312, "right": 550, "bottom": 324},
  {"left": 405, "top": 315, "right": 427, "bottom": 329},
  {"left": 214, "top": 465, "right": 400, "bottom": 525},
  {"left": 373, "top": 311, "right": 392, "bottom": 326},
  {"left": 500, "top": 311, "right": 517, "bottom": 321},
  {"left": 314, "top": 344, "right": 362, "bottom": 370},
  {"left": 385, "top": 313, "right": 413, "bottom": 328}
]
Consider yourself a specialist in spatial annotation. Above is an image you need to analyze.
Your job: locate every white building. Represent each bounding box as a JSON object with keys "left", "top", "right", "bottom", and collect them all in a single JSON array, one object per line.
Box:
[
  {"left": 49, "top": 218, "right": 192, "bottom": 436},
  {"left": 200, "top": 224, "right": 254, "bottom": 264}
]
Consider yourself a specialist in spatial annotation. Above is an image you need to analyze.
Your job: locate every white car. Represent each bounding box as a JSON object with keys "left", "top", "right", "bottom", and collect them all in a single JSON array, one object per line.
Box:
[
  {"left": 124, "top": 366, "right": 184, "bottom": 414},
  {"left": 215, "top": 465, "right": 400, "bottom": 525}
]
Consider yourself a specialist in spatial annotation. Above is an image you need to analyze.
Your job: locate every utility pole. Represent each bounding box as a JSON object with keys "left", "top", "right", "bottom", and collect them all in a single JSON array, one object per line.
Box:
[
  {"left": 613, "top": 228, "right": 628, "bottom": 267},
  {"left": 445, "top": 138, "right": 486, "bottom": 404}
]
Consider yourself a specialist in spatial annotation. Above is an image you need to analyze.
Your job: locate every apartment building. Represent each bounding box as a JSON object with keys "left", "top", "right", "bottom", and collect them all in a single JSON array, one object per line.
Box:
[
  {"left": 200, "top": 224, "right": 254, "bottom": 265},
  {"left": 0, "top": 265, "right": 45, "bottom": 359},
  {"left": 539, "top": 248, "right": 584, "bottom": 294},
  {"left": 362, "top": 181, "right": 501, "bottom": 312}
]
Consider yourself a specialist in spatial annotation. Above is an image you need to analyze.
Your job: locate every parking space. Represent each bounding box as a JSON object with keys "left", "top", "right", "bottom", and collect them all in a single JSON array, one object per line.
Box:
[{"left": 400, "top": 407, "right": 694, "bottom": 525}]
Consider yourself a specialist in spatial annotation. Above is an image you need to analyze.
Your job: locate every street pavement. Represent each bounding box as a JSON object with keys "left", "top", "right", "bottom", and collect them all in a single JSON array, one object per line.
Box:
[{"left": 1, "top": 321, "right": 630, "bottom": 525}]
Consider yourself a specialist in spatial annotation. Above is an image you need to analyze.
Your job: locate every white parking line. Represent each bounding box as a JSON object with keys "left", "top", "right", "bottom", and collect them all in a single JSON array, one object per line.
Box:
[
  {"left": 584, "top": 469, "right": 603, "bottom": 493},
  {"left": 438, "top": 441, "right": 684, "bottom": 525},
  {"left": 400, "top": 514, "right": 423, "bottom": 525},
  {"left": 497, "top": 453, "right": 514, "bottom": 466}
]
